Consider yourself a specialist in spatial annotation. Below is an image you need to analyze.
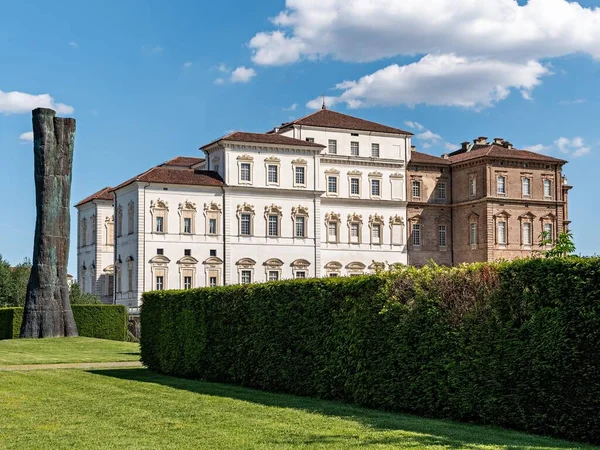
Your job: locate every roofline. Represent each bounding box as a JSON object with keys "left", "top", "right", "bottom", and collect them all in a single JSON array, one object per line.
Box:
[
  {"left": 200, "top": 132, "right": 326, "bottom": 151},
  {"left": 449, "top": 151, "right": 567, "bottom": 166}
]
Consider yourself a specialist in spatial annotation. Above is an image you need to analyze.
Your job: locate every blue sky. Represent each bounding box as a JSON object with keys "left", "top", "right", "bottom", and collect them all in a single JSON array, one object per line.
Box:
[{"left": 1, "top": 0, "right": 599, "bottom": 274}]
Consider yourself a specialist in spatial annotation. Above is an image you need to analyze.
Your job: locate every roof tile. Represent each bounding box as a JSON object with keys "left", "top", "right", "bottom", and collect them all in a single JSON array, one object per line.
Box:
[
  {"left": 201, "top": 131, "right": 325, "bottom": 150},
  {"left": 75, "top": 187, "right": 113, "bottom": 207}
]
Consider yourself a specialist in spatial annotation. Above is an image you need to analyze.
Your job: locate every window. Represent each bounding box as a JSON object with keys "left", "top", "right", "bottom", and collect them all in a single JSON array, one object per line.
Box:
[
  {"left": 210, "top": 249, "right": 217, "bottom": 257},
  {"left": 240, "top": 213, "right": 251, "bottom": 236},
  {"left": 183, "top": 217, "right": 192, "bottom": 234},
  {"left": 117, "top": 206, "right": 123, "bottom": 237},
  {"left": 268, "top": 215, "right": 278, "bottom": 236},
  {"left": 267, "top": 164, "right": 278, "bottom": 184},
  {"left": 209, "top": 276, "right": 217, "bottom": 287},
  {"left": 184, "top": 249, "right": 191, "bottom": 256},
  {"left": 156, "top": 276, "right": 164, "bottom": 291},
  {"left": 305, "top": 137, "right": 314, "bottom": 143},
  {"left": 350, "top": 178, "right": 360, "bottom": 196},
  {"left": 328, "top": 222, "right": 338, "bottom": 241},
  {"left": 544, "top": 179, "right": 552, "bottom": 198},
  {"left": 328, "top": 176, "right": 338, "bottom": 194},
  {"left": 371, "top": 143, "right": 380, "bottom": 158},
  {"left": 328, "top": 139, "right": 337, "bottom": 154},
  {"left": 81, "top": 218, "right": 87, "bottom": 246},
  {"left": 438, "top": 225, "right": 447, "bottom": 247},
  {"left": 128, "top": 202, "right": 134, "bottom": 235},
  {"left": 208, "top": 218, "right": 217, "bottom": 235},
  {"left": 295, "top": 166, "right": 305, "bottom": 185},
  {"left": 295, "top": 271, "right": 306, "bottom": 279},
  {"left": 412, "top": 224, "right": 421, "bottom": 246},
  {"left": 128, "top": 266, "right": 133, "bottom": 292},
  {"left": 412, "top": 180, "right": 421, "bottom": 198},
  {"left": 469, "top": 178, "right": 477, "bottom": 197},
  {"left": 523, "top": 222, "right": 532, "bottom": 245},
  {"left": 157, "top": 248, "right": 164, "bottom": 255},
  {"left": 438, "top": 182, "right": 447, "bottom": 200},
  {"left": 522, "top": 177, "right": 531, "bottom": 196},
  {"left": 155, "top": 216, "right": 164, "bottom": 233},
  {"left": 295, "top": 216, "right": 306, "bottom": 238},
  {"left": 240, "top": 162, "right": 251, "bottom": 182},
  {"left": 497, "top": 176, "right": 506, "bottom": 195},
  {"left": 371, "top": 179, "right": 381, "bottom": 197},
  {"left": 268, "top": 271, "right": 279, "bottom": 281},
  {"left": 184, "top": 276, "right": 192, "bottom": 290},
  {"left": 470, "top": 223, "right": 477, "bottom": 246},
  {"left": 351, "top": 141, "right": 359, "bottom": 156},
  {"left": 351, "top": 223, "right": 359, "bottom": 239},
  {"left": 241, "top": 270, "right": 252, "bottom": 284},
  {"left": 498, "top": 221, "right": 506, "bottom": 245},
  {"left": 544, "top": 223, "right": 553, "bottom": 241},
  {"left": 372, "top": 224, "right": 381, "bottom": 244}
]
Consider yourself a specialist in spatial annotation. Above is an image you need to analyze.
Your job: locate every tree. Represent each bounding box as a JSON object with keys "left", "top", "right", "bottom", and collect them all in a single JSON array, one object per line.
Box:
[
  {"left": 0, "top": 255, "right": 31, "bottom": 307},
  {"left": 69, "top": 283, "right": 101, "bottom": 305},
  {"left": 538, "top": 230, "right": 576, "bottom": 258}
]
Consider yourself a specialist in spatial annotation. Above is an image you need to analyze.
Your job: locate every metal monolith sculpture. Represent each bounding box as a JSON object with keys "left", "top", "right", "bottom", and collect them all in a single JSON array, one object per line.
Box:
[{"left": 20, "top": 108, "right": 78, "bottom": 338}]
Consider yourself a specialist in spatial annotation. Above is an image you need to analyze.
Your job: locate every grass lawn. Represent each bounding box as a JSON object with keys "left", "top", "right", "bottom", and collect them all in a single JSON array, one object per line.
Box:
[
  {"left": 0, "top": 367, "right": 595, "bottom": 450},
  {"left": 0, "top": 337, "right": 139, "bottom": 365}
]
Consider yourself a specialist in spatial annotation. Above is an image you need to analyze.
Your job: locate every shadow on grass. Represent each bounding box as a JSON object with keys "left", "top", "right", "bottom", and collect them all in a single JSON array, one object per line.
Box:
[{"left": 88, "top": 368, "right": 587, "bottom": 450}]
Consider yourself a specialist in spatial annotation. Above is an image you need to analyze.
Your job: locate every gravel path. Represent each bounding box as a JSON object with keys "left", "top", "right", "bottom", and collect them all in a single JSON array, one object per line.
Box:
[{"left": 0, "top": 361, "right": 143, "bottom": 371}]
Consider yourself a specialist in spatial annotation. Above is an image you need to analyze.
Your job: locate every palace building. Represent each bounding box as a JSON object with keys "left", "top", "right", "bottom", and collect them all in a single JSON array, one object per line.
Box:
[{"left": 75, "top": 108, "right": 571, "bottom": 308}]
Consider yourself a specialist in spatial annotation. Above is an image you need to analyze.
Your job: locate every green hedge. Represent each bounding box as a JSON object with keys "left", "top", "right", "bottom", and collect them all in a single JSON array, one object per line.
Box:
[
  {"left": 140, "top": 258, "right": 600, "bottom": 444},
  {"left": 0, "top": 305, "right": 127, "bottom": 341}
]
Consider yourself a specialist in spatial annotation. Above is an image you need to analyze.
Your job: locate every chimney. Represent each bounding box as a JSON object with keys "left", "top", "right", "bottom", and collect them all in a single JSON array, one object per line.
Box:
[
  {"left": 442, "top": 153, "right": 449, "bottom": 159},
  {"left": 274, "top": 127, "right": 280, "bottom": 133},
  {"left": 474, "top": 136, "right": 488, "bottom": 145},
  {"left": 503, "top": 141, "right": 513, "bottom": 149},
  {"left": 411, "top": 145, "right": 416, "bottom": 151},
  {"left": 461, "top": 141, "right": 470, "bottom": 151},
  {"left": 493, "top": 137, "right": 504, "bottom": 145}
]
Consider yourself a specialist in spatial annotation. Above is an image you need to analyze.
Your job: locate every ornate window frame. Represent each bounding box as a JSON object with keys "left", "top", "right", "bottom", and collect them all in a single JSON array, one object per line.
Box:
[
  {"left": 469, "top": 173, "right": 477, "bottom": 198},
  {"left": 347, "top": 213, "right": 363, "bottom": 244},
  {"left": 264, "top": 156, "right": 281, "bottom": 187},
  {"left": 237, "top": 154, "right": 254, "bottom": 185},
  {"left": 292, "top": 158, "right": 308, "bottom": 188},
  {"left": 325, "top": 212, "right": 341, "bottom": 244},
  {"left": 390, "top": 173, "right": 405, "bottom": 201},
  {"left": 149, "top": 254, "right": 170, "bottom": 291},
  {"left": 410, "top": 176, "right": 423, "bottom": 201},
  {"left": 292, "top": 205, "right": 309, "bottom": 239},
  {"left": 496, "top": 172, "right": 508, "bottom": 197},
  {"left": 127, "top": 201, "right": 135, "bottom": 235},
  {"left": 203, "top": 256, "right": 223, "bottom": 287},
  {"left": 264, "top": 258, "right": 284, "bottom": 281},
  {"left": 493, "top": 210, "right": 511, "bottom": 247},
  {"left": 324, "top": 261, "right": 342, "bottom": 277},
  {"left": 203, "top": 202, "right": 222, "bottom": 236},
  {"left": 468, "top": 212, "right": 479, "bottom": 249},
  {"left": 105, "top": 215, "right": 114, "bottom": 246},
  {"left": 346, "top": 261, "right": 366, "bottom": 276},
  {"left": 540, "top": 213, "right": 556, "bottom": 247},
  {"left": 117, "top": 204, "right": 123, "bottom": 237},
  {"left": 409, "top": 214, "right": 423, "bottom": 248},
  {"left": 177, "top": 255, "right": 198, "bottom": 289},
  {"left": 436, "top": 216, "right": 451, "bottom": 250},
  {"left": 236, "top": 258, "right": 256, "bottom": 284},
  {"left": 521, "top": 174, "right": 533, "bottom": 198},
  {"left": 236, "top": 202, "right": 255, "bottom": 237},
  {"left": 291, "top": 259, "right": 311, "bottom": 279},
  {"left": 542, "top": 176, "right": 554, "bottom": 200},
  {"left": 347, "top": 170, "right": 362, "bottom": 198},
  {"left": 126, "top": 256, "right": 135, "bottom": 293},
  {"left": 91, "top": 214, "right": 97, "bottom": 243},
  {"left": 81, "top": 217, "right": 88, "bottom": 247},
  {"left": 179, "top": 200, "right": 197, "bottom": 235},
  {"left": 519, "top": 212, "right": 536, "bottom": 248},
  {"left": 325, "top": 168, "right": 340, "bottom": 197},
  {"left": 103, "top": 265, "right": 115, "bottom": 298},
  {"left": 369, "top": 171, "right": 383, "bottom": 200},
  {"left": 369, "top": 214, "right": 385, "bottom": 245},
  {"left": 264, "top": 204, "right": 283, "bottom": 238},
  {"left": 390, "top": 215, "right": 405, "bottom": 246},
  {"left": 150, "top": 199, "right": 169, "bottom": 234}
]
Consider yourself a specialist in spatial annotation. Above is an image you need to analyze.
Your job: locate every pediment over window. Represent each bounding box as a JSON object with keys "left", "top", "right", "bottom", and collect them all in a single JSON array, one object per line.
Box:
[
  {"left": 150, "top": 199, "right": 169, "bottom": 210},
  {"left": 204, "top": 201, "right": 222, "bottom": 214},
  {"left": 105, "top": 215, "right": 114, "bottom": 223},
  {"left": 493, "top": 210, "right": 511, "bottom": 218},
  {"left": 324, "top": 212, "right": 341, "bottom": 222},
  {"left": 236, "top": 202, "right": 255, "bottom": 216},
  {"left": 177, "top": 256, "right": 199, "bottom": 265},
  {"left": 369, "top": 171, "right": 383, "bottom": 178},
  {"left": 390, "top": 173, "right": 404, "bottom": 179},
  {"left": 237, "top": 154, "right": 254, "bottom": 161},
  {"left": 347, "top": 170, "right": 362, "bottom": 176},
  {"left": 149, "top": 255, "right": 171, "bottom": 264},
  {"left": 436, "top": 215, "right": 452, "bottom": 224},
  {"left": 369, "top": 214, "right": 385, "bottom": 225},
  {"left": 179, "top": 201, "right": 197, "bottom": 212},
  {"left": 292, "top": 205, "right": 309, "bottom": 217},
  {"left": 264, "top": 156, "right": 281, "bottom": 163},
  {"left": 347, "top": 213, "right": 363, "bottom": 223},
  {"left": 409, "top": 214, "right": 422, "bottom": 223},
  {"left": 264, "top": 204, "right": 283, "bottom": 216},
  {"left": 467, "top": 212, "right": 479, "bottom": 221},
  {"left": 325, "top": 168, "right": 340, "bottom": 174},
  {"left": 292, "top": 158, "right": 307, "bottom": 165},
  {"left": 263, "top": 258, "right": 284, "bottom": 267},
  {"left": 390, "top": 215, "right": 405, "bottom": 225},
  {"left": 236, "top": 258, "right": 256, "bottom": 267},
  {"left": 203, "top": 256, "right": 223, "bottom": 266},
  {"left": 346, "top": 261, "right": 366, "bottom": 270},
  {"left": 103, "top": 265, "right": 114, "bottom": 274},
  {"left": 324, "top": 261, "right": 342, "bottom": 270},
  {"left": 291, "top": 259, "right": 310, "bottom": 268},
  {"left": 369, "top": 261, "right": 385, "bottom": 270},
  {"left": 540, "top": 213, "right": 556, "bottom": 221},
  {"left": 519, "top": 212, "right": 536, "bottom": 220}
]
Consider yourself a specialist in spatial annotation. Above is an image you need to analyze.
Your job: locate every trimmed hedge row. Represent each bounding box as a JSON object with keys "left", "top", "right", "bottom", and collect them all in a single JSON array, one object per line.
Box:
[
  {"left": 140, "top": 258, "right": 600, "bottom": 444},
  {"left": 0, "top": 305, "right": 128, "bottom": 341}
]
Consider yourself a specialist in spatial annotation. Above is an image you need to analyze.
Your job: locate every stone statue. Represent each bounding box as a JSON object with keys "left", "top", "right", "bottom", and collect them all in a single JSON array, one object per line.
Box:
[{"left": 20, "top": 108, "right": 78, "bottom": 338}]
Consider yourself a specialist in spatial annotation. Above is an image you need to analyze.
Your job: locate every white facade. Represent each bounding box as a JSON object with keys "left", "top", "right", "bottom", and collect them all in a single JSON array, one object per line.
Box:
[{"left": 76, "top": 110, "right": 410, "bottom": 308}]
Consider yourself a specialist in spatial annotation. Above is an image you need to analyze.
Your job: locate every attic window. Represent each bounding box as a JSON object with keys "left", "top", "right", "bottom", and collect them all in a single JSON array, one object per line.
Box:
[{"left": 351, "top": 133, "right": 359, "bottom": 136}]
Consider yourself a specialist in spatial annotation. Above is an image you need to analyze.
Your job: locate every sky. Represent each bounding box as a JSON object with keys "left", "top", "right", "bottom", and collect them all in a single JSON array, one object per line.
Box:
[{"left": 1, "top": 0, "right": 599, "bottom": 275}]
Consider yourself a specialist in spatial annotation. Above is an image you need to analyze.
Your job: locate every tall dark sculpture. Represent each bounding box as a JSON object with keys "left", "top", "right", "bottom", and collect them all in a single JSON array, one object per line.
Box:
[{"left": 21, "top": 108, "right": 78, "bottom": 338}]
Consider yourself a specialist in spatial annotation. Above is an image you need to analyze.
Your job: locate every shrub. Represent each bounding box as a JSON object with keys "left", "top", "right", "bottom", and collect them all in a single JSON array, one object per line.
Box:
[
  {"left": 0, "top": 305, "right": 127, "bottom": 341},
  {"left": 140, "top": 258, "right": 600, "bottom": 444}
]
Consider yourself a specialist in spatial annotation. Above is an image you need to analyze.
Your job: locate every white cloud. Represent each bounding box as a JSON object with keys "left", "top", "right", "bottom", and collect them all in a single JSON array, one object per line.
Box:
[
  {"left": 558, "top": 98, "right": 587, "bottom": 105},
  {"left": 19, "top": 131, "right": 33, "bottom": 142},
  {"left": 0, "top": 90, "right": 74, "bottom": 115},
  {"left": 404, "top": 121, "right": 425, "bottom": 131},
  {"left": 183, "top": 61, "right": 193, "bottom": 68},
  {"left": 143, "top": 45, "right": 163, "bottom": 55},
  {"left": 214, "top": 78, "right": 225, "bottom": 85},
  {"left": 250, "top": 0, "right": 600, "bottom": 65},
  {"left": 230, "top": 66, "right": 257, "bottom": 83},
  {"left": 554, "top": 136, "right": 590, "bottom": 157},
  {"left": 306, "top": 95, "right": 342, "bottom": 110},
  {"left": 217, "top": 63, "right": 230, "bottom": 73},
  {"left": 307, "top": 54, "right": 549, "bottom": 110},
  {"left": 525, "top": 144, "right": 550, "bottom": 153},
  {"left": 404, "top": 121, "right": 457, "bottom": 153},
  {"left": 68, "top": 41, "right": 78, "bottom": 48},
  {"left": 283, "top": 103, "right": 298, "bottom": 111}
]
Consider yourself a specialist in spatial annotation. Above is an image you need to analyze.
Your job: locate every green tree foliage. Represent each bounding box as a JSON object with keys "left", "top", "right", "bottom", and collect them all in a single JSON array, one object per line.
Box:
[
  {"left": 141, "top": 259, "right": 600, "bottom": 444},
  {"left": 0, "top": 255, "right": 31, "bottom": 307},
  {"left": 69, "top": 282, "right": 101, "bottom": 304},
  {"left": 538, "top": 230, "right": 576, "bottom": 258}
]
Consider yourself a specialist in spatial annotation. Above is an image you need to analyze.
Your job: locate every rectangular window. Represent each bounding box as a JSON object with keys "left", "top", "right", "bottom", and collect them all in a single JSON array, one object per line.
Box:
[
  {"left": 371, "top": 179, "right": 381, "bottom": 197},
  {"left": 156, "top": 276, "right": 164, "bottom": 291},
  {"left": 209, "top": 276, "right": 217, "bottom": 287},
  {"left": 351, "top": 141, "right": 359, "bottom": 156},
  {"left": 295, "top": 216, "right": 305, "bottom": 238},
  {"left": 184, "top": 276, "right": 192, "bottom": 290},
  {"left": 241, "top": 270, "right": 252, "bottom": 284},
  {"left": 210, "top": 249, "right": 217, "bottom": 257},
  {"left": 350, "top": 223, "right": 359, "bottom": 238},
  {"left": 155, "top": 216, "right": 164, "bottom": 233},
  {"left": 412, "top": 224, "right": 421, "bottom": 246},
  {"left": 469, "top": 178, "right": 477, "bottom": 197},
  {"left": 267, "top": 165, "right": 278, "bottom": 183},
  {"left": 497, "top": 176, "right": 506, "bottom": 195},
  {"left": 372, "top": 224, "right": 381, "bottom": 243},
  {"left": 328, "top": 222, "right": 338, "bottom": 241},
  {"left": 268, "top": 215, "right": 278, "bottom": 236},
  {"left": 128, "top": 267, "right": 133, "bottom": 292},
  {"left": 522, "top": 177, "right": 531, "bottom": 196},
  {"left": 438, "top": 225, "right": 447, "bottom": 247},
  {"left": 371, "top": 143, "right": 380, "bottom": 158},
  {"left": 544, "top": 179, "right": 552, "bottom": 198},
  {"left": 412, "top": 180, "right": 421, "bottom": 198},
  {"left": 208, "top": 218, "right": 217, "bottom": 235},
  {"left": 240, "top": 162, "right": 251, "bottom": 182},
  {"left": 544, "top": 223, "right": 553, "bottom": 241},
  {"left": 470, "top": 223, "right": 477, "bottom": 246},
  {"left": 157, "top": 248, "right": 164, "bottom": 255},
  {"left": 240, "top": 214, "right": 251, "bottom": 236},
  {"left": 523, "top": 222, "right": 532, "bottom": 245},
  {"left": 183, "top": 217, "right": 192, "bottom": 234},
  {"left": 437, "top": 182, "right": 447, "bottom": 200},
  {"left": 184, "top": 249, "right": 191, "bottom": 256},
  {"left": 305, "top": 137, "right": 314, "bottom": 143},
  {"left": 498, "top": 221, "right": 506, "bottom": 245},
  {"left": 350, "top": 178, "right": 360, "bottom": 196},
  {"left": 295, "top": 166, "right": 305, "bottom": 185},
  {"left": 328, "top": 139, "right": 337, "bottom": 154},
  {"left": 328, "top": 273, "right": 338, "bottom": 277},
  {"left": 268, "top": 271, "right": 279, "bottom": 282},
  {"left": 295, "top": 271, "right": 306, "bottom": 279},
  {"left": 328, "top": 176, "right": 338, "bottom": 194}
]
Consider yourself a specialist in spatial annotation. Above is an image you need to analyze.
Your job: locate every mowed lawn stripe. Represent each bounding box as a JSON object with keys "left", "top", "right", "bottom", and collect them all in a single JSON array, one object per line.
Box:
[{"left": 0, "top": 368, "right": 594, "bottom": 450}]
